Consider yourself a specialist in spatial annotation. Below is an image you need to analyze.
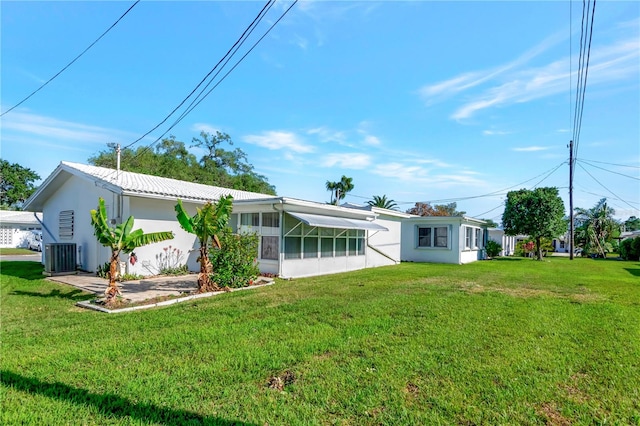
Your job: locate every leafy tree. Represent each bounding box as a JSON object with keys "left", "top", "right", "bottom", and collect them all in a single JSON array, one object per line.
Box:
[
  {"left": 624, "top": 216, "right": 640, "bottom": 232},
  {"left": 175, "top": 195, "right": 233, "bottom": 293},
  {"left": 0, "top": 160, "right": 40, "bottom": 209},
  {"left": 574, "top": 198, "right": 621, "bottom": 257},
  {"left": 88, "top": 133, "right": 276, "bottom": 195},
  {"left": 367, "top": 195, "right": 398, "bottom": 210},
  {"left": 502, "top": 187, "right": 566, "bottom": 260},
  {"left": 326, "top": 175, "right": 354, "bottom": 205},
  {"left": 90, "top": 197, "right": 174, "bottom": 305},
  {"left": 481, "top": 218, "right": 499, "bottom": 228},
  {"left": 406, "top": 202, "right": 465, "bottom": 217}
]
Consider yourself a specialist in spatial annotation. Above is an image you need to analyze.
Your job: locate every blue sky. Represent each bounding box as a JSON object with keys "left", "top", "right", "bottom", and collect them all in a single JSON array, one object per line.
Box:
[{"left": 2, "top": 1, "right": 638, "bottom": 222}]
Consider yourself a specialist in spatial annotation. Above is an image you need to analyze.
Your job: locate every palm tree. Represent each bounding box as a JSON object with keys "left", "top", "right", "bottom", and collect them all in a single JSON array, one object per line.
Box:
[
  {"left": 175, "top": 195, "right": 233, "bottom": 292},
  {"left": 367, "top": 195, "right": 398, "bottom": 210},
  {"left": 326, "top": 175, "right": 354, "bottom": 205},
  {"left": 574, "top": 198, "right": 620, "bottom": 257},
  {"left": 90, "top": 197, "right": 174, "bottom": 305},
  {"left": 325, "top": 181, "right": 338, "bottom": 205}
]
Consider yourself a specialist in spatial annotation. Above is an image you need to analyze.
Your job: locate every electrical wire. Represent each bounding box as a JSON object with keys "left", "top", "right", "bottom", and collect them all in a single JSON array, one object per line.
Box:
[
  {"left": 123, "top": 0, "right": 298, "bottom": 164},
  {"left": 577, "top": 161, "right": 637, "bottom": 210},
  {"left": 123, "top": 0, "right": 275, "bottom": 150},
  {"left": 578, "top": 159, "right": 640, "bottom": 181},
  {"left": 578, "top": 158, "right": 640, "bottom": 169},
  {"left": 0, "top": 0, "right": 140, "bottom": 117}
]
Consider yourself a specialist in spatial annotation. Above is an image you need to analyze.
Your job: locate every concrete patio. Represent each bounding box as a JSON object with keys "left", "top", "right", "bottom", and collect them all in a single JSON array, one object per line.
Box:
[{"left": 47, "top": 273, "right": 200, "bottom": 303}]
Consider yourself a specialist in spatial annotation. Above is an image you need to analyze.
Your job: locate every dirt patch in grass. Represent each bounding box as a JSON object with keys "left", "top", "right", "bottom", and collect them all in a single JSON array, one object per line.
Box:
[
  {"left": 405, "top": 382, "right": 419, "bottom": 397},
  {"left": 267, "top": 370, "right": 296, "bottom": 391},
  {"left": 538, "top": 402, "right": 572, "bottom": 426},
  {"left": 559, "top": 372, "right": 590, "bottom": 404}
]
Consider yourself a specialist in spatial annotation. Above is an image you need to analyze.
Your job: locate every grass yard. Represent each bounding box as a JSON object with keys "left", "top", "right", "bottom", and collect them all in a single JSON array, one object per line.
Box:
[
  {"left": 0, "top": 248, "right": 37, "bottom": 256},
  {"left": 1, "top": 258, "right": 639, "bottom": 425}
]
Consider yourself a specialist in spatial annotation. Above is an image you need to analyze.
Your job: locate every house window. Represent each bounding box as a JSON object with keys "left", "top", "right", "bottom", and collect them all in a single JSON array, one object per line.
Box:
[
  {"left": 261, "top": 236, "right": 278, "bottom": 260},
  {"left": 59, "top": 210, "right": 74, "bottom": 240},
  {"left": 284, "top": 237, "right": 301, "bottom": 259},
  {"left": 435, "top": 227, "right": 448, "bottom": 247},
  {"left": 418, "top": 226, "right": 449, "bottom": 248},
  {"left": 320, "top": 238, "right": 334, "bottom": 258},
  {"left": 465, "top": 227, "right": 473, "bottom": 249},
  {"left": 262, "top": 212, "right": 279, "bottom": 228},
  {"left": 241, "top": 213, "right": 260, "bottom": 227},
  {"left": 475, "top": 228, "right": 482, "bottom": 249},
  {"left": 303, "top": 237, "right": 318, "bottom": 259},
  {"left": 418, "top": 227, "right": 432, "bottom": 247},
  {"left": 229, "top": 214, "right": 238, "bottom": 233}
]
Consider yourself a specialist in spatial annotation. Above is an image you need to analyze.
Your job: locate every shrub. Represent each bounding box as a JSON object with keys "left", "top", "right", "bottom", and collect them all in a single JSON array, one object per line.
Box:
[
  {"left": 485, "top": 240, "right": 502, "bottom": 258},
  {"left": 209, "top": 228, "right": 260, "bottom": 288},
  {"left": 619, "top": 237, "right": 640, "bottom": 261}
]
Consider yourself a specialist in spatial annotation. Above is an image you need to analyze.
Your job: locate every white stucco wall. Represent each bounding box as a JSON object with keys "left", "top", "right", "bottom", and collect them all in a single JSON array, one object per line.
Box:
[
  {"left": 40, "top": 175, "right": 114, "bottom": 271},
  {"left": 366, "top": 216, "right": 402, "bottom": 267}
]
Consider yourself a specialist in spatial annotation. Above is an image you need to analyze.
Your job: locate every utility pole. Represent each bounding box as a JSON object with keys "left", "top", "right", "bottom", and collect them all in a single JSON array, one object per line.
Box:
[
  {"left": 569, "top": 140, "right": 574, "bottom": 260},
  {"left": 116, "top": 143, "right": 121, "bottom": 173}
]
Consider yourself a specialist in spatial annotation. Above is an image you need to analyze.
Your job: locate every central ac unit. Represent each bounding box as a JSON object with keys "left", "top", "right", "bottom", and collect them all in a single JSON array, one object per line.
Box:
[{"left": 44, "top": 243, "right": 77, "bottom": 274}]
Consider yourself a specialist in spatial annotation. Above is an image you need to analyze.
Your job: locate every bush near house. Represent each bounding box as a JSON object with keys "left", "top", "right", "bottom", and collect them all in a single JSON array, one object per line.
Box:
[
  {"left": 209, "top": 228, "right": 260, "bottom": 288},
  {"left": 619, "top": 236, "right": 640, "bottom": 261},
  {"left": 485, "top": 240, "right": 502, "bottom": 258},
  {"left": 515, "top": 238, "right": 553, "bottom": 257}
]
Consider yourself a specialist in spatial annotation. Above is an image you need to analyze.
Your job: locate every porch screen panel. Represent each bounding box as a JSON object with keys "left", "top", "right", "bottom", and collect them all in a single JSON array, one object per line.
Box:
[{"left": 284, "top": 237, "right": 301, "bottom": 259}]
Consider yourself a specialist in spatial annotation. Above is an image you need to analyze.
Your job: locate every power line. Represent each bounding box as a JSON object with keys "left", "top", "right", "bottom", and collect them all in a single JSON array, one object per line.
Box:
[
  {"left": 123, "top": 0, "right": 298, "bottom": 163},
  {"left": 578, "top": 159, "right": 640, "bottom": 181},
  {"left": 577, "top": 161, "right": 637, "bottom": 211},
  {"left": 0, "top": 0, "right": 140, "bottom": 117},
  {"left": 123, "top": 0, "right": 275, "bottom": 150},
  {"left": 578, "top": 158, "right": 640, "bottom": 169}
]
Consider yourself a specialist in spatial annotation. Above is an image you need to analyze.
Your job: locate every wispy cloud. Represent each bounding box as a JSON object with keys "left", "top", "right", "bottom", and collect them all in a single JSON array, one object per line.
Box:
[
  {"left": 483, "top": 130, "right": 511, "bottom": 136},
  {"left": 419, "top": 33, "right": 639, "bottom": 121},
  {"left": 419, "top": 31, "right": 565, "bottom": 104},
  {"left": 512, "top": 146, "right": 550, "bottom": 152},
  {"left": 372, "top": 162, "right": 484, "bottom": 187},
  {"left": 1, "top": 110, "right": 140, "bottom": 145},
  {"left": 307, "top": 126, "right": 347, "bottom": 144},
  {"left": 191, "top": 123, "right": 220, "bottom": 135},
  {"left": 243, "top": 130, "right": 315, "bottom": 153},
  {"left": 322, "top": 153, "right": 371, "bottom": 169}
]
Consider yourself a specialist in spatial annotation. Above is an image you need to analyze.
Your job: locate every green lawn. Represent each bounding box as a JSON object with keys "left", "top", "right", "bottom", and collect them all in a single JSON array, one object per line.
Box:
[
  {"left": 1, "top": 258, "right": 639, "bottom": 425},
  {"left": 0, "top": 247, "right": 37, "bottom": 255}
]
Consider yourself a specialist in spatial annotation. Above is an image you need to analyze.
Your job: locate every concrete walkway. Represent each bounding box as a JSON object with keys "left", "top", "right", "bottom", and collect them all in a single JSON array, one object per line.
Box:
[{"left": 47, "top": 273, "right": 200, "bottom": 303}]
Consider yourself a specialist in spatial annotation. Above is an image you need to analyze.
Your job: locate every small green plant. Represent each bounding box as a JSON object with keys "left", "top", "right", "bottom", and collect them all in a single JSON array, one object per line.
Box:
[
  {"left": 485, "top": 240, "right": 502, "bottom": 258},
  {"left": 156, "top": 245, "right": 189, "bottom": 275},
  {"left": 96, "top": 262, "right": 111, "bottom": 279},
  {"left": 209, "top": 227, "right": 260, "bottom": 288},
  {"left": 119, "top": 273, "right": 144, "bottom": 281}
]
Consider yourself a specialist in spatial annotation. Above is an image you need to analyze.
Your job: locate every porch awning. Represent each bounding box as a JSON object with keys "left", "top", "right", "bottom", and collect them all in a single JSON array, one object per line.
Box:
[{"left": 286, "top": 211, "right": 388, "bottom": 231}]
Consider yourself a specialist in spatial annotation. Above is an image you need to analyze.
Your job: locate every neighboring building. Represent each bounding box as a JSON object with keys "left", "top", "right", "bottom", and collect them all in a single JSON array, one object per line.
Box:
[
  {"left": 0, "top": 210, "right": 43, "bottom": 248},
  {"left": 401, "top": 216, "right": 487, "bottom": 264},
  {"left": 551, "top": 231, "right": 571, "bottom": 253},
  {"left": 23, "top": 162, "right": 492, "bottom": 278},
  {"left": 487, "top": 228, "right": 518, "bottom": 256}
]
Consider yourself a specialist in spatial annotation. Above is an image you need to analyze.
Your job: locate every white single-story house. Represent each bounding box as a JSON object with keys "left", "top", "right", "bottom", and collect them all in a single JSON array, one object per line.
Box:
[
  {"left": 0, "top": 210, "right": 43, "bottom": 248},
  {"left": 24, "top": 162, "right": 492, "bottom": 278}
]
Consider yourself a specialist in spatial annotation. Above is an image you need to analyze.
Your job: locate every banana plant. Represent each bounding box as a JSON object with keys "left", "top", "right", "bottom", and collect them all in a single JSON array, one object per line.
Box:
[
  {"left": 175, "top": 195, "right": 233, "bottom": 293},
  {"left": 90, "top": 197, "right": 174, "bottom": 305}
]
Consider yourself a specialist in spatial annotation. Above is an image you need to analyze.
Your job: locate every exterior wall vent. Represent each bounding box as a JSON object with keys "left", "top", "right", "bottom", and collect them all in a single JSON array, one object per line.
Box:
[{"left": 44, "top": 243, "right": 77, "bottom": 274}]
